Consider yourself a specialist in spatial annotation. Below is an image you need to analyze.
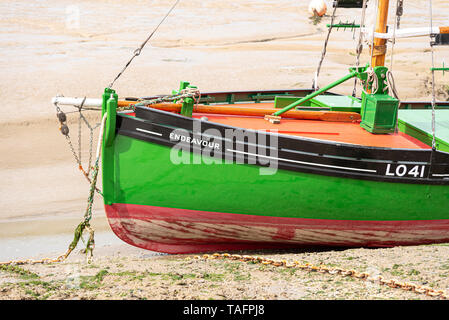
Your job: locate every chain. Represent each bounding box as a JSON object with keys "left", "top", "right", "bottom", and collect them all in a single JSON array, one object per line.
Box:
[
  {"left": 54, "top": 98, "right": 103, "bottom": 195},
  {"left": 107, "top": 0, "right": 181, "bottom": 89},
  {"left": 0, "top": 249, "right": 75, "bottom": 267},
  {"left": 79, "top": 110, "right": 101, "bottom": 172},
  {"left": 396, "top": 0, "right": 404, "bottom": 28},
  {"left": 191, "top": 253, "right": 448, "bottom": 300}
]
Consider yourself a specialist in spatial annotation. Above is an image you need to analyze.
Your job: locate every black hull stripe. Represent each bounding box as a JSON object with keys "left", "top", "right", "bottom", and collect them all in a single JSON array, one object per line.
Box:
[{"left": 114, "top": 109, "right": 449, "bottom": 185}]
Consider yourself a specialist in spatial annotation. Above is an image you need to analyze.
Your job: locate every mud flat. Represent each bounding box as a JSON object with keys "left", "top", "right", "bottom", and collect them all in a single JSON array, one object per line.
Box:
[{"left": 1, "top": 244, "right": 449, "bottom": 300}]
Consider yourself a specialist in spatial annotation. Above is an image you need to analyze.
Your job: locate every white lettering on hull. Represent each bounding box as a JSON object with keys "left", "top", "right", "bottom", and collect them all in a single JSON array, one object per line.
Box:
[
  {"left": 385, "top": 164, "right": 425, "bottom": 178},
  {"left": 169, "top": 132, "right": 220, "bottom": 150}
]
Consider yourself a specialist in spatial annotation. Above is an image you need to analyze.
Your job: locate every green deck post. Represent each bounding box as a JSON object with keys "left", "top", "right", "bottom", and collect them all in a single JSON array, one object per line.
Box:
[
  {"left": 181, "top": 97, "right": 194, "bottom": 117},
  {"left": 102, "top": 88, "right": 118, "bottom": 147},
  {"left": 273, "top": 71, "right": 358, "bottom": 117},
  {"left": 105, "top": 93, "right": 117, "bottom": 147},
  {"left": 173, "top": 81, "right": 197, "bottom": 117},
  {"left": 101, "top": 87, "right": 118, "bottom": 205}
]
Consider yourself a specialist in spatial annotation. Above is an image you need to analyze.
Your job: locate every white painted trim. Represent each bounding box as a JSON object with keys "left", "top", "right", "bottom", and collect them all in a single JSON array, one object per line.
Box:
[
  {"left": 136, "top": 128, "right": 163, "bottom": 136},
  {"left": 227, "top": 149, "right": 377, "bottom": 173}
]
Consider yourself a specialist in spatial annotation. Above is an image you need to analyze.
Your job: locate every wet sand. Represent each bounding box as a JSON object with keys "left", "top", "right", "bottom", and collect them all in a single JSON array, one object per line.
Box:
[
  {"left": 1, "top": 245, "right": 449, "bottom": 300},
  {"left": 1, "top": 0, "right": 449, "bottom": 300}
]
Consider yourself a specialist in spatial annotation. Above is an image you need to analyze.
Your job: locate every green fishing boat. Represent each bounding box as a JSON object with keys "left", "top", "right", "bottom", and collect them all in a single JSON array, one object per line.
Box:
[{"left": 53, "top": 0, "right": 449, "bottom": 253}]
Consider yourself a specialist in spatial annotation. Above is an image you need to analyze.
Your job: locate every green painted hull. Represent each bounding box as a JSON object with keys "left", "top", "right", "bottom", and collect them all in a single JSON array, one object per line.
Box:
[{"left": 103, "top": 134, "right": 449, "bottom": 221}]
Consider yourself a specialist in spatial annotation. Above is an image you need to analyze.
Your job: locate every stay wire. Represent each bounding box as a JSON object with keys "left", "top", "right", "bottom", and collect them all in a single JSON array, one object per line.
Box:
[
  {"left": 429, "top": 0, "right": 437, "bottom": 151},
  {"left": 352, "top": 0, "right": 368, "bottom": 97},
  {"left": 107, "top": 0, "right": 181, "bottom": 89},
  {"left": 312, "top": 1, "right": 338, "bottom": 91}
]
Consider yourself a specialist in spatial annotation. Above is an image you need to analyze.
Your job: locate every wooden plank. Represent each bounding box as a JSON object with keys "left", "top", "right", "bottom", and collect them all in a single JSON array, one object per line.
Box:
[{"left": 124, "top": 101, "right": 361, "bottom": 122}]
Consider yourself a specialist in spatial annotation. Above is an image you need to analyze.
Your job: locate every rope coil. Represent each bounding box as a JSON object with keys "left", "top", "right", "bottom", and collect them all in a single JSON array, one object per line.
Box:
[{"left": 121, "top": 88, "right": 201, "bottom": 111}]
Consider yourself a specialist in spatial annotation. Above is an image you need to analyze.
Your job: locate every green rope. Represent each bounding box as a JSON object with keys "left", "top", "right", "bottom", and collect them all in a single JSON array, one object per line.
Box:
[
  {"left": 69, "top": 221, "right": 95, "bottom": 257},
  {"left": 66, "top": 151, "right": 101, "bottom": 263}
]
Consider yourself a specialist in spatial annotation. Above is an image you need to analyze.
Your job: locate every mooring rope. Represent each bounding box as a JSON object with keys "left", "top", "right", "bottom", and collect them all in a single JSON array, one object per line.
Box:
[
  {"left": 74, "top": 111, "right": 108, "bottom": 262},
  {"left": 192, "top": 253, "right": 448, "bottom": 300}
]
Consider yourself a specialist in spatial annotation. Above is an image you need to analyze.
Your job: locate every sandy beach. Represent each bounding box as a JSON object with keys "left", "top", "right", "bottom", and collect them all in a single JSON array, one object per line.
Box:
[{"left": 1, "top": 0, "right": 449, "bottom": 300}]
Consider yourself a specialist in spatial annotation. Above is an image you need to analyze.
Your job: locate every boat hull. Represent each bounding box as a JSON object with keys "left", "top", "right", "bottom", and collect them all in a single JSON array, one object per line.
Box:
[{"left": 105, "top": 203, "right": 449, "bottom": 253}]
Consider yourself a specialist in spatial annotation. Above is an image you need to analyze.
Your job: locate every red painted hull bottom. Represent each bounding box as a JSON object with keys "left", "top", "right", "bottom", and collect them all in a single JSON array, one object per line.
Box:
[{"left": 105, "top": 204, "right": 449, "bottom": 254}]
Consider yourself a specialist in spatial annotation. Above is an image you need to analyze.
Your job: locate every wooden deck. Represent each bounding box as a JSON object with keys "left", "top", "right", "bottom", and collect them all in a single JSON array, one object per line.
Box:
[{"left": 191, "top": 101, "right": 429, "bottom": 149}]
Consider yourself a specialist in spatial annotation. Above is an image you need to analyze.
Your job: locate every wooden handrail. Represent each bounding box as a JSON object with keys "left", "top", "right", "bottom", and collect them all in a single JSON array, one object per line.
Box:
[{"left": 119, "top": 101, "right": 361, "bottom": 122}]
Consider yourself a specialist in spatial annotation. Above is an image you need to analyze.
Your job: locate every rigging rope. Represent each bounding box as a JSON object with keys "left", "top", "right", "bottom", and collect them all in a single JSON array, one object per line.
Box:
[
  {"left": 312, "top": 1, "right": 338, "bottom": 91},
  {"left": 352, "top": 0, "right": 368, "bottom": 97},
  {"left": 389, "top": 0, "right": 400, "bottom": 72},
  {"left": 116, "top": 87, "right": 201, "bottom": 113},
  {"left": 386, "top": 70, "right": 400, "bottom": 100},
  {"left": 369, "top": 0, "right": 379, "bottom": 68},
  {"left": 107, "top": 0, "right": 181, "bottom": 89},
  {"left": 386, "top": 1, "right": 401, "bottom": 108}
]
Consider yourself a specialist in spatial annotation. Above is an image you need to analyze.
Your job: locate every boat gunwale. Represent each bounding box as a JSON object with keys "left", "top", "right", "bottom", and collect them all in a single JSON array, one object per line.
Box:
[
  {"left": 132, "top": 106, "right": 443, "bottom": 155},
  {"left": 112, "top": 107, "right": 449, "bottom": 185}
]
